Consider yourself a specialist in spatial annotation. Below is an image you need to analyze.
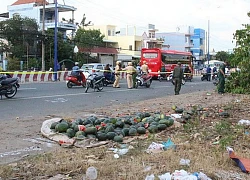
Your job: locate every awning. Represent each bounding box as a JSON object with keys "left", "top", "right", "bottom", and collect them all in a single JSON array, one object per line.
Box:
[{"left": 79, "top": 47, "right": 118, "bottom": 55}]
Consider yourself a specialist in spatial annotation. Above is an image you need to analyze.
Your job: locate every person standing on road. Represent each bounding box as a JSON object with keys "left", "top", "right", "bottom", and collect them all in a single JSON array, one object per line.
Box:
[
  {"left": 113, "top": 61, "right": 122, "bottom": 88},
  {"left": 132, "top": 61, "right": 138, "bottom": 88},
  {"left": 124, "top": 62, "right": 136, "bottom": 89},
  {"left": 206, "top": 65, "right": 212, "bottom": 81},
  {"left": 172, "top": 62, "right": 184, "bottom": 95},
  {"left": 218, "top": 62, "right": 226, "bottom": 94},
  {"left": 141, "top": 61, "right": 149, "bottom": 74}
]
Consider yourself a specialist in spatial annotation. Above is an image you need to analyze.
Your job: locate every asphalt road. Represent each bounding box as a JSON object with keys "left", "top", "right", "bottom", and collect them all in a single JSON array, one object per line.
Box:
[{"left": 0, "top": 77, "right": 215, "bottom": 121}]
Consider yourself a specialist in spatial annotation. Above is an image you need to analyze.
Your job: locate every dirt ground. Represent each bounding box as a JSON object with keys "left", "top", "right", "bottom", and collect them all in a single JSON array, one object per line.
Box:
[{"left": 1, "top": 90, "right": 250, "bottom": 179}]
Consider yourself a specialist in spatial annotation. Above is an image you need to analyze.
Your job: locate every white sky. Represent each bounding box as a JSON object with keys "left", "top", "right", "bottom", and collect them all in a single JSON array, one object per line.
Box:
[{"left": 1, "top": 0, "right": 250, "bottom": 52}]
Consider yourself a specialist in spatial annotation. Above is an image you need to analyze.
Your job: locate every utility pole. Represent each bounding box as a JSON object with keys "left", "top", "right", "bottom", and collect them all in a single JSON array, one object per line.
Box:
[
  {"left": 207, "top": 20, "right": 210, "bottom": 64},
  {"left": 54, "top": 0, "right": 58, "bottom": 81},
  {"left": 42, "top": 0, "right": 45, "bottom": 71}
]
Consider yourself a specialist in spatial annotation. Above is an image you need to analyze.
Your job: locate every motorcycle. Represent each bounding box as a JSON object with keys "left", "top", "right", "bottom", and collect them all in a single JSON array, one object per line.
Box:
[
  {"left": 135, "top": 73, "right": 152, "bottom": 88},
  {"left": 103, "top": 72, "right": 115, "bottom": 86},
  {"left": 212, "top": 72, "right": 218, "bottom": 81},
  {"left": 169, "top": 74, "right": 186, "bottom": 85},
  {"left": 201, "top": 73, "right": 209, "bottom": 81},
  {"left": 158, "top": 72, "right": 169, "bottom": 82},
  {"left": 0, "top": 75, "right": 18, "bottom": 99},
  {"left": 2, "top": 73, "right": 20, "bottom": 88},
  {"left": 85, "top": 73, "right": 105, "bottom": 93},
  {"left": 66, "top": 71, "right": 88, "bottom": 88},
  {"left": 183, "top": 73, "right": 192, "bottom": 82}
]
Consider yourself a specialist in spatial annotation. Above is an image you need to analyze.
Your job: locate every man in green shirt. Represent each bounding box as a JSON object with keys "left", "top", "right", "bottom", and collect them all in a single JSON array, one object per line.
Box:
[
  {"left": 218, "top": 62, "right": 226, "bottom": 94},
  {"left": 173, "top": 62, "right": 184, "bottom": 95}
]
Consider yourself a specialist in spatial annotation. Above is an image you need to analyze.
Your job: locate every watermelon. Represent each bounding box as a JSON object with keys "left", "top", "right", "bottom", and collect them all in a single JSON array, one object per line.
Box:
[{"left": 55, "top": 123, "right": 68, "bottom": 133}]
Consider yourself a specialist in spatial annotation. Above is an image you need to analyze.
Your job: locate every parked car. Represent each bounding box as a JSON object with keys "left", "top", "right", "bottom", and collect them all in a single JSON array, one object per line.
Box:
[{"left": 81, "top": 63, "right": 107, "bottom": 77}]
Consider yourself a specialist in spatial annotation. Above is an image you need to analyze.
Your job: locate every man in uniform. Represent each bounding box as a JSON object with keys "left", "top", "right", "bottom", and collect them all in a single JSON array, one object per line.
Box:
[
  {"left": 113, "top": 61, "right": 122, "bottom": 88},
  {"left": 124, "top": 62, "right": 136, "bottom": 89},
  {"left": 218, "top": 62, "right": 226, "bottom": 94},
  {"left": 132, "top": 61, "right": 138, "bottom": 88},
  {"left": 141, "top": 61, "right": 149, "bottom": 74},
  {"left": 172, "top": 62, "right": 184, "bottom": 95}
]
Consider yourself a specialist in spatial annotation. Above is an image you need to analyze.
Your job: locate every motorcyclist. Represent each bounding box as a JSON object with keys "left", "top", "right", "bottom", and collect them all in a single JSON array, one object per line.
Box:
[
  {"left": 184, "top": 65, "right": 191, "bottom": 80},
  {"left": 71, "top": 62, "right": 82, "bottom": 82},
  {"left": 141, "top": 61, "right": 149, "bottom": 75},
  {"left": 104, "top": 64, "right": 114, "bottom": 82}
]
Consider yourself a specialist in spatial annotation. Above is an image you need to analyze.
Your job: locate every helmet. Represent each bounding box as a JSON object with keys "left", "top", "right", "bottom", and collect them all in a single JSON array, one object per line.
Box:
[
  {"left": 116, "top": 61, "right": 121, "bottom": 65},
  {"left": 75, "top": 62, "right": 79, "bottom": 65}
]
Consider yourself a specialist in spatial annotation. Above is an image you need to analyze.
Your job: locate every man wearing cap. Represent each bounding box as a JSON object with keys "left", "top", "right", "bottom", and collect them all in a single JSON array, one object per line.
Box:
[
  {"left": 141, "top": 61, "right": 149, "bottom": 74},
  {"left": 124, "top": 62, "right": 136, "bottom": 89},
  {"left": 113, "top": 61, "right": 122, "bottom": 88},
  {"left": 173, "top": 62, "right": 184, "bottom": 95}
]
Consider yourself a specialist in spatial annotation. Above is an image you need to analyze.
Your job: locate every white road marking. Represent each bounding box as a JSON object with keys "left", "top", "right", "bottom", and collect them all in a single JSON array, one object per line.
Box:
[{"left": 19, "top": 88, "right": 37, "bottom": 90}]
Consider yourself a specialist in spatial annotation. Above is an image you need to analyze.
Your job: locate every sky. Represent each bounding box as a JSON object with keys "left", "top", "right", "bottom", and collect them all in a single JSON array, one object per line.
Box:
[{"left": 1, "top": 0, "right": 250, "bottom": 52}]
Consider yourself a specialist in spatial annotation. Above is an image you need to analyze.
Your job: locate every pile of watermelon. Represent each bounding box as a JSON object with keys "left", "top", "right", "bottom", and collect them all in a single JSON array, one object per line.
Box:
[{"left": 50, "top": 112, "right": 174, "bottom": 143}]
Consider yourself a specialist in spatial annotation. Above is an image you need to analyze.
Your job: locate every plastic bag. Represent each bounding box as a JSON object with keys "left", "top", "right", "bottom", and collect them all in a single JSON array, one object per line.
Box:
[
  {"left": 158, "top": 172, "right": 172, "bottom": 180},
  {"left": 172, "top": 170, "right": 197, "bottom": 180},
  {"left": 145, "top": 174, "right": 155, "bottom": 180},
  {"left": 162, "top": 138, "right": 176, "bottom": 150}
]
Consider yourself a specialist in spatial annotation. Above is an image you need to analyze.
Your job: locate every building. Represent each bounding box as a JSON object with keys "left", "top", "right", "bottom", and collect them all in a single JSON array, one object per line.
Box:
[
  {"left": 156, "top": 26, "right": 194, "bottom": 52},
  {"left": 85, "top": 25, "right": 143, "bottom": 65},
  {"left": 190, "top": 28, "right": 206, "bottom": 67},
  {"left": 4, "top": 0, "right": 77, "bottom": 37},
  {"left": 84, "top": 24, "right": 165, "bottom": 65}
]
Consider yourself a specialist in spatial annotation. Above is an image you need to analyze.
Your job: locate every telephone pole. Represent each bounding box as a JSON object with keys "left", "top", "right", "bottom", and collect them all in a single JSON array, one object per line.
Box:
[
  {"left": 207, "top": 20, "right": 210, "bottom": 64},
  {"left": 41, "top": 0, "right": 45, "bottom": 71},
  {"left": 54, "top": 0, "right": 58, "bottom": 81}
]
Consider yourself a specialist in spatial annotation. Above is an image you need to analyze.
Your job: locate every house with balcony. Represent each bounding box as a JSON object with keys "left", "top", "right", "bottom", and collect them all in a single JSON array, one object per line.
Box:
[
  {"left": 155, "top": 26, "right": 194, "bottom": 52},
  {"left": 142, "top": 24, "right": 164, "bottom": 49},
  {"left": 2, "top": 0, "right": 77, "bottom": 38}
]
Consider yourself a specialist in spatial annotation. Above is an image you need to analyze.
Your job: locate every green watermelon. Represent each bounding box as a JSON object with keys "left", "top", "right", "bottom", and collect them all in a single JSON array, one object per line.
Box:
[
  {"left": 66, "top": 128, "right": 75, "bottom": 138},
  {"left": 137, "top": 127, "right": 146, "bottom": 134},
  {"left": 129, "top": 128, "right": 137, "bottom": 136},
  {"left": 85, "top": 127, "right": 97, "bottom": 134},
  {"left": 96, "top": 132, "right": 107, "bottom": 141},
  {"left": 113, "top": 136, "right": 123, "bottom": 143},
  {"left": 55, "top": 123, "right": 68, "bottom": 133},
  {"left": 106, "top": 132, "right": 116, "bottom": 140},
  {"left": 50, "top": 122, "right": 59, "bottom": 129}
]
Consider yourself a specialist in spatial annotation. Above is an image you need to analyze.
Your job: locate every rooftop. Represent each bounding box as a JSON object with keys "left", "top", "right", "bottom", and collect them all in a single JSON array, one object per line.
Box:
[{"left": 12, "top": 0, "right": 48, "bottom": 6}]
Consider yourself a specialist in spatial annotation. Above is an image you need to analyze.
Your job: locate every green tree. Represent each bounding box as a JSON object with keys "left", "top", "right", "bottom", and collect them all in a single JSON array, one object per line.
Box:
[
  {"left": 43, "top": 29, "right": 74, "bottom": 70},
  {"left": 74, "top": 28, "right": 104, "bottom": 64},
  {"left": 0, "top": 14, "right": 39, "bottom": 58},
  {"left": 215, "top": 51, "right": 230, "bottom": 62},
  {"left": 225, "top": 12, "right": 250, "bottom": 94}
]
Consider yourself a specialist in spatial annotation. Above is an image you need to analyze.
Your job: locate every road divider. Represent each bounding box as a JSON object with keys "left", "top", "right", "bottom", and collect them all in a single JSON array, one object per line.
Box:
[
  {"left": 0, "top": 69, "right": 202, "bottom": 83},
  {"left": 0, "top": 70, "right": 128, "bottom": 83}
]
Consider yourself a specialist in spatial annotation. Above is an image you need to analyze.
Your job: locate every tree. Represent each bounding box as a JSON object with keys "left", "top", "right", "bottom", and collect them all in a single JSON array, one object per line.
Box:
[
  {"left": 215, "top": 51, "right": 230, "bottom": 62},
  {"left": 0, "top": 15, "right": 39, "bottom": 59},
  {"left": 225, "top": 12, "right": 250, "bottom": 94},
  {"left": 43, "top": 29, "right": 74, "bottom": 70}
]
